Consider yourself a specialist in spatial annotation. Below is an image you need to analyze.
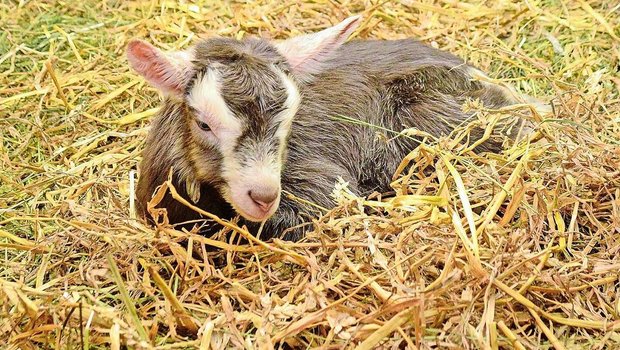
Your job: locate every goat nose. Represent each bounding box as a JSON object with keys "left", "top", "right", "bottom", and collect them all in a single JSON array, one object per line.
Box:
[{"left": 248, "top": 188, "right": 278, "bottom": 211}]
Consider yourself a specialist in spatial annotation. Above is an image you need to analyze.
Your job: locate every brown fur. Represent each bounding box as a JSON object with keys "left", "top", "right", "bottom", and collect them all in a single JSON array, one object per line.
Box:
[{"left": 136, "top": 38, "right": 524, "bottom": 241}]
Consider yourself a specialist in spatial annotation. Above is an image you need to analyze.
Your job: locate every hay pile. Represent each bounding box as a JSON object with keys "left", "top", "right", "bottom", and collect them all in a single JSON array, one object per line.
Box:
[{"left": 1, "top": 0, "right": 619, "bottom": 349}]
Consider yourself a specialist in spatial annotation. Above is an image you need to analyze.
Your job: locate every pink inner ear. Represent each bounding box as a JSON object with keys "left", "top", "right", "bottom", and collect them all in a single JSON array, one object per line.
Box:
[
  {"left": 276, "top": 15, "right": 362, "bottom": 78},
  {"left": 127, "top": 40, "right": 186, "bottom": 95}
]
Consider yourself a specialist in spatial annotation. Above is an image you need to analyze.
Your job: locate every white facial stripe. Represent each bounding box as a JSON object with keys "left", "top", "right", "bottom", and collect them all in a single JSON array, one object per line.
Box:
[
  {"left": 275, "top": 68, "right": 301, "bottom": 123},
  {"left": 187, "top": 69, "right": 242, "bottom": 137},
  {"left": 187, "top": 68, "right": 245, "bottom": 194},
  {"left": 272, "top": 68, "right": 301, "bottom": 156}
]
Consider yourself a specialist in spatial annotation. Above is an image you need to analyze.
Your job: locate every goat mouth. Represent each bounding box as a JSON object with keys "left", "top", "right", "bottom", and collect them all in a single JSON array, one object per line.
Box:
[
  {"left": 223, "top": 183, "right": 281, "bottom": 223},
  {"left": 235, "top": 202, "right": 279, "bottom": 222},
  {"left": 229, "top": 195, "right": 280, "bottom": 222}
]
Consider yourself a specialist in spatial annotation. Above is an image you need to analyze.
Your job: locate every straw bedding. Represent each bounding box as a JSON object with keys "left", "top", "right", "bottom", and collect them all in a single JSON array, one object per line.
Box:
[{"left": 1, "top": 1, "right": 619, "bottom": 349}]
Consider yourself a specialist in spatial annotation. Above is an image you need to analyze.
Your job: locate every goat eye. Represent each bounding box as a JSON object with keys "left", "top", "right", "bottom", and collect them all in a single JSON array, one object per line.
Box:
[{"left": 196, "top": 120, "right": 211, "bottom": 132}]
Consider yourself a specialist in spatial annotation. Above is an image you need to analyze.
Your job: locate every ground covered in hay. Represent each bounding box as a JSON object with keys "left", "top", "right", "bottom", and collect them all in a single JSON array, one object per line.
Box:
[{"left": 1, "top": 0, "right": 619, "bottom": 349}]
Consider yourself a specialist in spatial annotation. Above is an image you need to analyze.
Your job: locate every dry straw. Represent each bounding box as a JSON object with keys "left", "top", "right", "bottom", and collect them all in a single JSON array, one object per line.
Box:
[{"left": 1, "top": 0, "right": 619, "bottom": 349}]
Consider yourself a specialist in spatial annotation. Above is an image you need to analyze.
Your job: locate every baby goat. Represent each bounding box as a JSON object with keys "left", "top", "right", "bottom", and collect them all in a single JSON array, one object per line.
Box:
[{"left": 128, "top": 16, "right": 529, "bottom": 241}]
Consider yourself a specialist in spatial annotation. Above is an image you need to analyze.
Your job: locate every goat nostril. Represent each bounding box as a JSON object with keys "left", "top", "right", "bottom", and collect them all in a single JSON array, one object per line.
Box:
[{"left": 248, "top": 189, "right": 278, "bottom": 210}]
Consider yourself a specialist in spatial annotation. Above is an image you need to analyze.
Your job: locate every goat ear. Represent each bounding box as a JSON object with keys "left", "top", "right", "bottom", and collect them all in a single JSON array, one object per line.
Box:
[
  {"left": 275, "top": 15, "right": 361, "bottom": 80},
  {"left": 126, "top": 39, "right": 194, "bottom": 97}
]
